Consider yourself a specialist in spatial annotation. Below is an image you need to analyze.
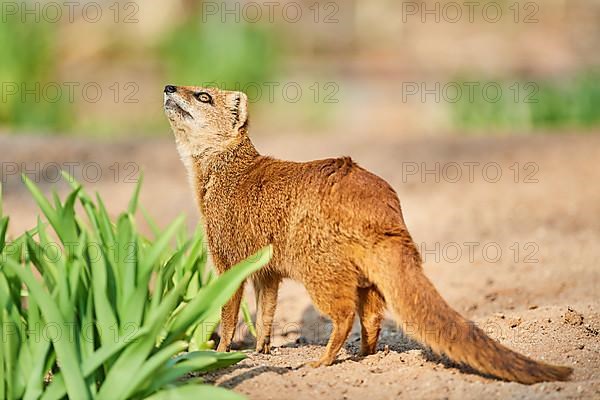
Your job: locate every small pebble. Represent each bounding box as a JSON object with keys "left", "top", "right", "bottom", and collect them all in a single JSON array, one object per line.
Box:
[
  {"left": 508, "top": 317, "right": 522, "bottom": 328},
  {"left": 563, "top": 307, "right": 584, "bottom": 326}
]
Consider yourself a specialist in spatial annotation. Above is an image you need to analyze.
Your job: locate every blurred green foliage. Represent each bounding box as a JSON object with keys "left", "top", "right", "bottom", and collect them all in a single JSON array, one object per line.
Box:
[
  {"left": 451, "top": 71, "right": 600, "bottom": 132},
  {"left": 0, "top": 17, "right": 73, "bottom": 131},
  {"left": 0, "top": 6, "right": 279, "bottom": 135},
  {"left": 0, "top": 2, "right": 597, "bottom": 136},
  {"left": 159, "top": 16, "right": 279, "bottom": 90}
]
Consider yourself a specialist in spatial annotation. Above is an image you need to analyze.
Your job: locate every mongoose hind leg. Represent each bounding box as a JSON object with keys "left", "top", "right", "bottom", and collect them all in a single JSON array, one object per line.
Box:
[
  {"left": 216, "top": 284, "right": 245, "bottom": 352},
  {"left": 304, "top": 277, "right": 357, "bottom": 367},
  {"left": 253, "top": 276, "right": 280, "bottom": 354},
  {"left": 307, "top": 308, "right": 355, "bottom": 367},
  {"left": 357, "top": 286, "right": 385, "bottom": 356}
]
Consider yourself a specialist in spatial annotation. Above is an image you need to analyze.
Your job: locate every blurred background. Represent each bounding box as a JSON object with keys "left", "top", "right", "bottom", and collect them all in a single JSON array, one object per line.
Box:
[{"left": 1, "top": 0, "right": 599, "bottom": 137}]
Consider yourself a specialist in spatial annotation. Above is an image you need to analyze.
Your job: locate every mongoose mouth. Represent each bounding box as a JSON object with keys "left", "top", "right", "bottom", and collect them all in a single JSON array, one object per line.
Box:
[{"left": 164, "top": 98, "right": 193, "bottom": 120}]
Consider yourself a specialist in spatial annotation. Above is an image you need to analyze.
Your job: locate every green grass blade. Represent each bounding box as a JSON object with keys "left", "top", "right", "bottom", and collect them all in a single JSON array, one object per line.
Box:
[
  {"left": 149, "top": 248, "right": 190, "bottom": 314},
  {"left": 241, "top": 300, "right": 257, "bottom": 338},
  {"left": 170, "top": 350, "right": 246, "bottom": 372},
  {"left": 96, "top": 273, "right": 192, "bottom": 400},
  {"left": 140, "top": 206, "right": 161, "bottom": 238},
  {"left": 32, "top": 218, "right": 59, "bottom": 287},
  {"left": 0, "top": 327, "right": 5, "bottom": 399},
  {"left": 95, "top": 193, "right": 116, "bottom": 246},
  {"left": 118, "top": 284, "right": 147, "bottom": 334},
  {"left": 20, "top": 290, "right": 48, "bottom": 400},
  {"left": 146, "top": 384, "right": 245, "bottom": 400},
  {"left": 51, "top": 190, "right": 62, "bottom": 214},
  {"left": 3, "top": 259, "right": 90, "bottom": 399},
  {"left": 22, "top": 340, "right": 51, "bottom": 400},
  {"left": 121, "top": 341, "right": 188, "bottom": 399},
  {"left": 60, "top": 170, "right": 93, "bottom": 205},
  {"left": 1, "top": 308, "right": 19, "bottom": 399},
  {"left": 165, "top": 245, "right": 272, "bottom": 344},
  {"left": 145, "top": 384, "right": 246, "bottom": 400},
  {"left": 0, "top": 216, "right": 8, "bottom": 254},
  {"left": 189, "top": 309, "right": 219, "bottom": 350},
  {"left": 115, "top": 214, "right": 136, "bottom": 320},
  {"left": 127, "top": 172, "right": 143, "bottom": 215},
  {"left": 138, "top": 215, "right": 185, "bottom": 282},
  {"left": 22, "top": 175, "right": 59, "bottom": 235},
  {"left": 79, "top": 286, "right": 97, "bottom": 396},
  {"left": 57, "top": 186, "right": 81, "bottom": 246},
  {"left": 41, "top": 326, "right": 151, "bottom": 400},
  {"left": 89, "top": 243, "right": 119, "bottom": 346},
  {"left": 142, "top": 361, "right": 217, "bottom": 396}
]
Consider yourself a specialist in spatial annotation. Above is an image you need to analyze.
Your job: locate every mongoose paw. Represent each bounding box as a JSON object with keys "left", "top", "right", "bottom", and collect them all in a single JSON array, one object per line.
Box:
[
  {"left": 306, "top": 358, "right": 333, "bottom": 368},
  {"left": 216, "top": 343, "right": 231, "bottom": 352},
  {"left": 359, "top": 347, "right": 377, "bottom": 357},
  {"left": 306, "top": 360, "right": 324, "bottom": 368},
  {"left": 255, "top": 343, "right": 271, "bottom": 354}
]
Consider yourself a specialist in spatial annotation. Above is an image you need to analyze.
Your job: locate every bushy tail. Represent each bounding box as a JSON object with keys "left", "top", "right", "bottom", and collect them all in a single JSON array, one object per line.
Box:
[{"left": 372, "top": 250, "right": 572, "bottom": 384}]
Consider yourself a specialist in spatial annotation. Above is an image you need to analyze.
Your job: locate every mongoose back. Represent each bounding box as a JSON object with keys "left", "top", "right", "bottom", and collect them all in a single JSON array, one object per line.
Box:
[{"left": 163, "top": 84, "right": 572, "bottom": 384}]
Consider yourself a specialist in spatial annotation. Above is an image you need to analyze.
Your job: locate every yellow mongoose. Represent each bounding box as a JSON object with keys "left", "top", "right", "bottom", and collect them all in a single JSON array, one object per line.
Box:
[{"left": 163, "top": 84, "right": 572, "bottom": 384}]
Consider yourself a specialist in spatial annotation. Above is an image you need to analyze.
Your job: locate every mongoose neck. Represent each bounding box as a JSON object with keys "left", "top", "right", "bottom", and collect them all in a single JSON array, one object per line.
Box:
[{"left": 192, "top": 134, "right": 260, "bottom": 180}]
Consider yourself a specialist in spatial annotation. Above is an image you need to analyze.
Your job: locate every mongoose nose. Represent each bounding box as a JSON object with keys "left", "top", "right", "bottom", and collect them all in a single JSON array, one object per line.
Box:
[{"left": 164, "top": 85, "right": 177, "bottom": 94}]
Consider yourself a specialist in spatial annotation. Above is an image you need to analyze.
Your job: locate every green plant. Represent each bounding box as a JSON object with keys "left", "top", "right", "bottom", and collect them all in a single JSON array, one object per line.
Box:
[
  {"left": 0, "top": 17, "right": 73, "bottom": 131},
  {"left": 0, "top": 175, "right": 271, "bottom": 399},
  {"left": 159, "top": 11, "right": 279, "bottom": 90},
  {"left": 450, "top": 71, "right": 600, "bottom": 132}
]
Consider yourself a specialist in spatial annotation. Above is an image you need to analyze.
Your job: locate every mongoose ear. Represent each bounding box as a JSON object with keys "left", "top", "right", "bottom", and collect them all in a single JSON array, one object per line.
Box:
[{"left": 230, "top": 91, "right": 248, "bottom": 133}]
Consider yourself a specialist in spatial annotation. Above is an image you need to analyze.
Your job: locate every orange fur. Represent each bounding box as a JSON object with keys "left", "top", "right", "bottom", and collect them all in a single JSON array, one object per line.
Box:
[{"left": 164, "top": 85, "right": 572, "bottom": 384}]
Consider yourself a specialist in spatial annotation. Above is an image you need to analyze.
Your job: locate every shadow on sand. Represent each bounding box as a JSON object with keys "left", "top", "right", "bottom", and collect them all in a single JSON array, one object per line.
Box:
[{"left": 201, "top": 302, "right": 485, "bottom": 389}]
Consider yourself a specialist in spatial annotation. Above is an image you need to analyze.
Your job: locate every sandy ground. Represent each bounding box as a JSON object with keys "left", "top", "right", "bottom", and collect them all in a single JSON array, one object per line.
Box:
[{"left": 1, "top": 131, "right": 599, "bottom": 399}]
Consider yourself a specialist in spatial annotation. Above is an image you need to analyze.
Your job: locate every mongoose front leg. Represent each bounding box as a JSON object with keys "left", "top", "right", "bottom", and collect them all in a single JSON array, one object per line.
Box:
[
  {"left": 357, "top": 286, "right": 385, "bottom": 356},
  {"left": 254, "top": 276, "right": 280, "bottom": 354},
  {"left": 216, "top": 284, "right": 244, "bottom": 352}
]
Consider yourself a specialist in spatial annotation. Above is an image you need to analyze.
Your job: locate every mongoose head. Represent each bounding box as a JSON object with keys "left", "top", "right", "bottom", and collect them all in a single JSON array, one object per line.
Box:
[{"left": 163, "top": 85, "right": 248, "bottom": 160}]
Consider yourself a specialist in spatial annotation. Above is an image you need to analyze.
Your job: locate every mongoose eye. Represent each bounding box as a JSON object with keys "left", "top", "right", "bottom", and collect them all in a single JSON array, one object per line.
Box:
[{"left": 194, "top": 92, "right": 213, "bottom": 104}]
